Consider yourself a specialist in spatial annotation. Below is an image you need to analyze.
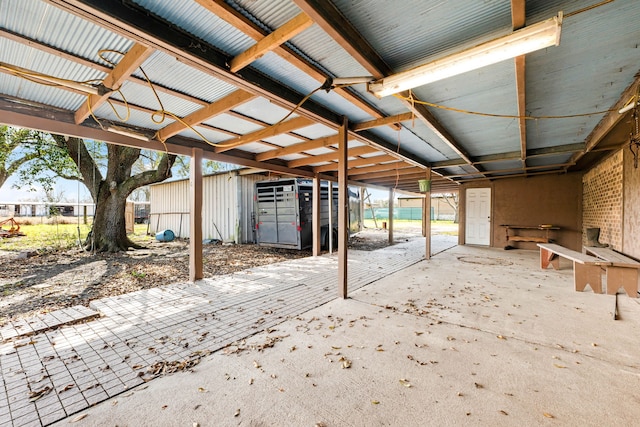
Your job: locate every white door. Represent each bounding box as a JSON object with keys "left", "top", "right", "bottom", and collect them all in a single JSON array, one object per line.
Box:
[{"left": 465, "top": 188, "right": 491, "bottom": 245}]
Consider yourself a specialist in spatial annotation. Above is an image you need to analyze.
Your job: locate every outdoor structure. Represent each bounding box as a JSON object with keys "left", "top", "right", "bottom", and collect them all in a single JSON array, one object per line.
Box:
[
  {"left": 149, "top": 170, "right": 265, "bottom": 244},
  {"left": 0, "top": 0, "right": 639, "bottom": 288},
  {"left": 255, "top": 177, "right": 361, "bottom": 250},
  {"left": 0, "top": 202, "right": 96, "bottom": 218},
  {"left": 397, "top": 195, "right": 457, "bottom": 221}
]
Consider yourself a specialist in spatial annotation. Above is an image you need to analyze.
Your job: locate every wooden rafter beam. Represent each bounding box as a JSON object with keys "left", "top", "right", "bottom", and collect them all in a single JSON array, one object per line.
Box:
[
  {"left": 74, "top": 42, "right": 154, "bottom": 124},
  {"left": 288, "top": 145, "right": 377, "bottom": 168},
  {"left": 347, "top": 162, "right": 414, "bottom": 176},
  {"left": 230, "top": 12, "right": 313, "bottom": 73},
  {"left": 512, "top": 0, "right": 527, "bottom": 163},
  {"left": 195, "top": 0, "right": 398, "bottom": 129},
  {"left": 351, "top": 112, "right": 414, "bottom": 131},
  {"left": 346, "top": 166, "right": 424, "bottom": 180},
  {"left": 312, "top": 154, "right": 397, "bottom": 173},
  {"left": 214, "top": 116, "right": 313, "bottom": 153},
  {"left": 156, "top": 90, "right": 256, "bottom": 141},
  {"left": 255, "top": 134, "right": 338, "bottom": 161}
]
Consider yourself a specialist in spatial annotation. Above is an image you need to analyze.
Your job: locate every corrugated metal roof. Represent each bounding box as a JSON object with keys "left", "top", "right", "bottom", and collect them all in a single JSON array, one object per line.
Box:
[
  {"left": 132, "top": 0, "right": 255, "bottom": 56},
  {"left": 1, "top": 0, "right": 639, "bottom": 193},
  {"left": 331, "top": 0, "right": 512, "bottom": 71}
]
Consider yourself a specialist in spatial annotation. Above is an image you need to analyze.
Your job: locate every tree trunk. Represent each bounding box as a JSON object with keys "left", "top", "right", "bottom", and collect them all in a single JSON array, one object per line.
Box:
[
  {"left": 52, "top": 135, "right": 175, "bottom": 253},
  {"left": 88, "top": 181, "right": 142, "bottom": 252}
]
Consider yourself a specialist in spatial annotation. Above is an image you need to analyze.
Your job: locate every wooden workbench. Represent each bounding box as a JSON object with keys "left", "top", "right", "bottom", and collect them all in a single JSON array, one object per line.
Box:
[{"left": 502, "top": 224, "right": 560, "bottom": 249}]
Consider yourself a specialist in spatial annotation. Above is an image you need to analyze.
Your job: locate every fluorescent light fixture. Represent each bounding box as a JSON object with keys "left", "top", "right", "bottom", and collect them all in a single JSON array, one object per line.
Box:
[
  {"left": 368, "top": 13, "right": 563, "bottom": 98},
  {"left": 107, "top": 126, "right": 150, "bottom": 141}
]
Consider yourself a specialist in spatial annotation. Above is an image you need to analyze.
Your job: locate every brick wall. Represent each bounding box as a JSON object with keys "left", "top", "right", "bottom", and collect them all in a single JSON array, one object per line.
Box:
[{"left": 582, "top": 150, "right": 623, "bottom": 249}]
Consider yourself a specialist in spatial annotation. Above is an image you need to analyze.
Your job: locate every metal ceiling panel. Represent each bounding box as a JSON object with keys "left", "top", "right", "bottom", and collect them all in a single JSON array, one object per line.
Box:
[
  {"left": 331, "top": 0, "right": 512, "bottom": 72},
  {"left": 233, "top": 97, "right": 296, "bottom": 124},
  {"left": 262, "top": 133, "right": 304, "bottom": 146},
  {"left": 132, "top": 0, "right": 254, "bottom": 56},
  {"left": 1, "top": 0, "right": 133, "bottom": 64},
  {"left": 526, "top": 153, "right": 574, "bottom": 168},
  {"left": 137, "top": 51, "right": 238, "bottom": 103},
  {"left": 411, "top": 60, "right": 520, "bottom": 157},
  {"left": 251, "top": 51, "right": 374, "bottom": 122},
  {"left": 524, "top": 1, "right": 640, "bottom": 150},
  {"left": 204, "top": 114, "right": 264, "bottom": 135},
  {"left": 291, "top": 123, "right": 335, "bottom": 139},
  {"left": 236, "top": 142, "right": 272, "bottom": 153},
  {"left": 180, "top": 126, "right": 232, "bottom": 144},
  {"left": 366, "top": 124, "right": 453, "bottom": 161},
  {"left": 0, "top": 72, "right": 85, "bottom": 112},
  {"left": 229, "top": 0, "right": 302, "bottom": 29}
]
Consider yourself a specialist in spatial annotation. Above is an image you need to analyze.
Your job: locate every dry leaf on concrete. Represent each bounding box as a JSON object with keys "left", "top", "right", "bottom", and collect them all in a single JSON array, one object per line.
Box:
[
  {"left": 399, "top": 379, "right": 412, "bottom": 388},
  {"left": 70, "top": 413, "right": 88, "bottom": 422}
]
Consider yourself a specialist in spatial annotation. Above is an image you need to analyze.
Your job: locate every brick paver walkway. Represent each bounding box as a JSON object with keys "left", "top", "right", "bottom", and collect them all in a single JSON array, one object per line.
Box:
[{"left": 0, "top": 237, "right": 455, "bottom": 426}]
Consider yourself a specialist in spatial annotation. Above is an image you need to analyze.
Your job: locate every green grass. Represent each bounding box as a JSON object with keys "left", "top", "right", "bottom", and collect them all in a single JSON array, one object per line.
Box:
[
  {"left": 0, "top": 220, "right": 152, "bottom": 252},
  {"left": 363, "top": 218, "right": 455, "bottom": 228}
]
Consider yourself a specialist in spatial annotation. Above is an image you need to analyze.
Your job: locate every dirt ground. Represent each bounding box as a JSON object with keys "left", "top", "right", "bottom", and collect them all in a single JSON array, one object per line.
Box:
[{"left": 0, "top": 226, "right": 430, "bottom": 326}]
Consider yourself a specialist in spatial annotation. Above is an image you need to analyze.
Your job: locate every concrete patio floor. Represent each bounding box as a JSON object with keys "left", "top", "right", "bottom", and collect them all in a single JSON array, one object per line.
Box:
[
  {"left": 47, "top": 242, "right": 640, "bottom": 426},
  {"left": 1, "top": 235, "right": 453, "bottom": 427}
]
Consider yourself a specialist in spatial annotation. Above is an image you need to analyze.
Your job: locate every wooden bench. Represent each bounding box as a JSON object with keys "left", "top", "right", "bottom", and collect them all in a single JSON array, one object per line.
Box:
[
  {"left": 584, "top": 247, "right": 640, "bottom": 298},
  {"left": 538, "top": 243, "right": 611, "bottom": 294}
]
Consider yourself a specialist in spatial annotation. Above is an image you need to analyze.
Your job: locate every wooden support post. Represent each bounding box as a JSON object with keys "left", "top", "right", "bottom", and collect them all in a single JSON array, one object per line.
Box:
[
  {"left": 388, "top": 187, "right": 394, "bottom": 245},
  {"left": 425, "top": 168, "right": 432, "bottom": 260},
  {"left": 328, "top": 180, "right": 334, "bottom": 254},
  {"left": 338, "top": 117, "right": 348, "bottom": 298},
  {"left": 189, "top": 147, "right": 203, "bottom": 282},
  {"left": 421, "top": 197, "right": 426, "bottom": 237},
  {"left": 312, "top": 176, "right": 321, "bottom": 257}
]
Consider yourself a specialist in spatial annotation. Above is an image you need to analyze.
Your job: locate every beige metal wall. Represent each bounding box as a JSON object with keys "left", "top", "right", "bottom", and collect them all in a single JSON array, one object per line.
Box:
[{"left": 149, "top": 172, "right": 264, "bottom": 243}]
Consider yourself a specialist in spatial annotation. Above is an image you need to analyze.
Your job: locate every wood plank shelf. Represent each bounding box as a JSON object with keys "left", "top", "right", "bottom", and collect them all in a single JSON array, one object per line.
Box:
[{"left": 502, "top": 224, "right": 560, "bottom": 249}]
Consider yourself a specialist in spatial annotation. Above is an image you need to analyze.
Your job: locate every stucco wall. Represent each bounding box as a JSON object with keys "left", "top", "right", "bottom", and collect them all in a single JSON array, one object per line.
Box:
[{"left": 459, "top": 173, "right": 583, "bottom": 250}]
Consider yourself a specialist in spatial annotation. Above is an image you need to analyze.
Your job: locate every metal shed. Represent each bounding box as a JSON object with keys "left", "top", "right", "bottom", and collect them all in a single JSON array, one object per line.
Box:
[{"left": 149, "top": 170, "right": 265, "bottom": 243}]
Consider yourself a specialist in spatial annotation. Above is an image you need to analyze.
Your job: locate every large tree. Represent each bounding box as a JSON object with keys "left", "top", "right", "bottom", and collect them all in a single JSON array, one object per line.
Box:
[{"left": 48, "top": 135, "right": 176, "bottom": 252}]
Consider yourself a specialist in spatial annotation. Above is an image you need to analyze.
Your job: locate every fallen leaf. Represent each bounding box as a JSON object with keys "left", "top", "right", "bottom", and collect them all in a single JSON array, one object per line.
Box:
[
  {"left": 198, "top": 387, "right": 207, "bottom": 393},
  {"left": 543, "top": 412, "right": 555, "bottom": 418},
  {"left": 193, "top": 423, "right": 200, "bottom": 427},
  {"left": 497, "top": 335, "right": 506, "bottom": 340},
  {"left": 253, "top": 360, "right": 261, "bottom": 369},
  {"left": 70, "top": 413, "right": 88, "bottom": 422},
  {"left": 234, "top": 409, "right": 241, "bottom": 417},
  {"left": 499, "top": 410, "right": 508, "bottom": 415},
  {"left": 59, "top": 384, "right": 75, "bottom": 393},
  {"left": 554, "top": 364, "right": 567, "bottom": 369},
  {"left": 371, "top": 400, "right": 380, "bottom": 405},
  {"left": 162, "top": 405, "right": 168, "bottom": 410},
  {"left": 474, "top": 383, "right": 483, "bottom": 389},
  {"left": 399, "top": 379, "right": 412, "bottom": 388},
  {"left": 249, "top": 378, "right": 254, "bottom": 385}
]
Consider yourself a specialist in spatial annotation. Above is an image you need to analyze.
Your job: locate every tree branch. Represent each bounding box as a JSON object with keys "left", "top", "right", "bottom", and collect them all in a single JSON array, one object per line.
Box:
[
  {"left": 120, "top": 153, "right": 176, "bottom": 197},
  {"left": 52, "top": 135, "right": 103, "bottom": 200}
]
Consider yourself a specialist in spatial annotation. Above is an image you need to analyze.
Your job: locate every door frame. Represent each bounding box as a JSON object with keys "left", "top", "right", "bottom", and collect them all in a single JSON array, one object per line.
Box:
[{"left": 464, "top": 187, "right": 492, "bottom": 246}]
